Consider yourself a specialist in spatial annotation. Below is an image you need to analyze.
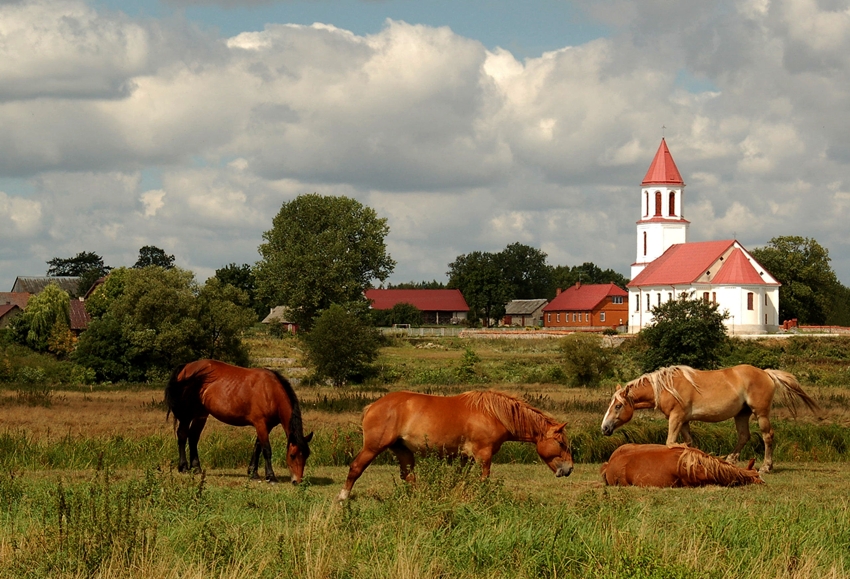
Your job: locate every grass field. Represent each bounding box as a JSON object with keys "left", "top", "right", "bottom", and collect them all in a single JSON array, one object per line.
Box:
[{"left": 2, "top": 333, "right": 850, "bottom": 577}]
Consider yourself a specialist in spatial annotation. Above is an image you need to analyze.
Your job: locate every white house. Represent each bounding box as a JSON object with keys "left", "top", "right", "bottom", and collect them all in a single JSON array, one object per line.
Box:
[{"left": 627, "top": 140, "right": 780, "bottom": 335}]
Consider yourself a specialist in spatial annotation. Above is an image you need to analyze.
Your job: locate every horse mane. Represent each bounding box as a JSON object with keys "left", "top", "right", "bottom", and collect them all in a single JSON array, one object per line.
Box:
[
  {"left": 676, "top": 446, "right": 760, "bottom": 486},
  {"left": 461, "top": 390, "right": 558, "bottom": 439},
  {"left": 268, "top": 369, "right": 310, "bottom": 455},
  {"left": 625, "top": 365, "right": 699, "bottom": 409}
]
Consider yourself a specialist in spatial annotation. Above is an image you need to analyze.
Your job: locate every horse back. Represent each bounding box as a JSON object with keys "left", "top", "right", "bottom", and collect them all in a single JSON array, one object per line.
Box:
[{"left": 602, "top": 444, "right": 685, "bottom": 487}]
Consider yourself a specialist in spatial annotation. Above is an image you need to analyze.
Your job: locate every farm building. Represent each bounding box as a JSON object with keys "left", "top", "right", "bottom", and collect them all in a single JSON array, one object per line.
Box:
[
  {"left": 261, "top": 306, "right": 298, "bottom": 334},
  {"left": 5, "top": 280, "right": 92, "bottom": 333},
  {"left": 0, "top": 304, "right": 22, "bottom": 329},
  {"left": 542, "top": 282, "right": 628, "bottom": 330},
  {"left": 12, "top": 276, "right": 81, "bottom": 297},
  {"left": 365, "top": 289, "right": 469, "bottom": 324},
  {"left": 502, "top": 299, "right": 548, "bottom": 327},
  {"left": 627, "top": 139, "right": 779, "bottom": 334}
]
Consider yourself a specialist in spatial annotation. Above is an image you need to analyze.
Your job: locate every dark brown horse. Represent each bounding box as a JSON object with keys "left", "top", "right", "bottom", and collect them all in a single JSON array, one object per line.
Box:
[
  {"left": 601, "top": 443, "right": 764, "bottom": 487},
  {"left": 165, "top": 359, "right": 312, "bottom": 483},
  {"left": 601, "top": 364, "right": 818, "bottom": 473},
  {"left": 337, "top": 390, "right": 573, "bottom": 500}
]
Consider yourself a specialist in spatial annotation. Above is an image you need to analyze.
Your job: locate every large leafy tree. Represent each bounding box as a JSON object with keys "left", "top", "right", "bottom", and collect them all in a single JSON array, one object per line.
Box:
[
  {"left": 255, "top": 194, "right": 395, "bottom": 331},
  {"left": 639, "top": 292, "right": 729, "bottom": 372},
  {"left": 498, "top": 242, "right": 553, "bottom": 300},
  {"left": 447, "top": 251, "right": 511, "bottom": 326},
  {"left": 11, "top": 283, "right": 71, "bottom": 353},
  {"left": 134, "top": 245, "right": 175, "bottom": 269},
  {"left": 550, "top": 262, "right": 629, "bottom": 295},
  {"left": 215, "top": 262, "right": 263, "bottom": 320},
  {"left": 74, "top": 267, "right": 253, "bottom": 381},
  {"left": 46, "top": 251, "right": 111, "bottom": 297},
  {"left": 749, "top": 236, "right": 840, "bottom": 325}
]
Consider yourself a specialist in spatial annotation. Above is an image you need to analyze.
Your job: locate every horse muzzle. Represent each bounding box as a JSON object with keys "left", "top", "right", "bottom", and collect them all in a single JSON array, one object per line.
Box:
[
  {"left": 555, "top": 462, "right": 574, "bottom": 478},
  {"left": 601, "top": 423, "right": 615, "bottom": 436}
]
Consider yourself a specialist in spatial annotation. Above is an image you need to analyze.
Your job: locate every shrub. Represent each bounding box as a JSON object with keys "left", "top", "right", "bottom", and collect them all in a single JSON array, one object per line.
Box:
[
  {"left": 301, "top": 304, "right": 381, "bottom": 386},
  {"left": 560, "top": 333, "right": 611, "bottom": 387}
]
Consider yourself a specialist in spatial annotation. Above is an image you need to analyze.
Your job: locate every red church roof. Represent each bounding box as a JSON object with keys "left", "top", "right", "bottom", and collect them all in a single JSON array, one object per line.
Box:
[
  {"left": 641, "top": 138, "right": 684, "bottom": 185},
  {"left": 543, "top": 283, "right": 627, "bottom": 312},
  {"left": 365, "top": 289, "right": 469, "bottom": 312},
  {"left": 629, "top": 240, "right": 778, "bottom": 287}
]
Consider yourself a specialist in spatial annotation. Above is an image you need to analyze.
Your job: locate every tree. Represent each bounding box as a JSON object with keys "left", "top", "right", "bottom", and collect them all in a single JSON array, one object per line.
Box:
[
  {"left": 12, "top": 283, "right": 71, "bottom": 353},
  {"left": 371, "top": 302, "right": 422, "bottom": 327},
  {"left": 215, "top": 263, "right": 263, "bottom": 320},
  {"left": 550, "top": 262, "right": 629, "bottom": 296},
  {"left": 639, "top": 292, "right": 729, "bottom": 372},
  {"left": 386, "top": 280, "right": 446, "bottom": 289},
  {"left": 255, "top": 194, "right": 395, "bottom": 331},
  {"left": 749, "top": 236, "right": 839, "bottom": 325},
  {"left": 134, "top": 245, "right": 175, "bottom": 269},
  {"left": 447, "top": 251, "right": 511, "bottom": 326},
  {"left": 560, "top": 333, "right": 611, "bottom": 387},
  {"left": 46, "top": 251, "right": 111, "bottom": 296},
  {"left": 301, "top": 304, "right": 381, "bottom": 386},
  {"left": 498, "top": 242, "right": 553, "bottom": 299},
  {"left": 195, "top": 278, "right": 254, "bottom": 364}
]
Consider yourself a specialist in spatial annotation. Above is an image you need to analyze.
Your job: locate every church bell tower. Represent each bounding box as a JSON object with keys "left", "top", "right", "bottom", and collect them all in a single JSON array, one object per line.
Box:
[{"left": 631, "top": 138, "right": 689, "bottom": 279}]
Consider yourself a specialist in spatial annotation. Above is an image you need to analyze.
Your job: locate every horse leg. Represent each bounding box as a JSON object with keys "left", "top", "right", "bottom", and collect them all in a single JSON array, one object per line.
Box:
[
  {"left": 248, "top": 438, "right": 262, "bottom": 479},
  {"left": 757, "top": 414, "right": 775, "bottom": 474},
  {"left": 726, "top": 409, "right": 752, "bottom": 463},
  {"left": 473, "top": 448, "right": 494, "bottom": 478},
  {"left": 187, "top": 416, "right": 208, "bottom": 473},
  {"left": 336, "top": 445, "right": 384, "bottom": 501},
  {"left": 665, "top": 411, "right": 687, "bottom": 446},
  {"left": 679, "top": 423, "right": 694, "bottom": 445},
  {"left": 176, "top": 420, "right": 190, "bottom": 472},
  {"left": 391, "top": 441, "right": 416, "bottom": 483},
  {"left": 254, "top": 424, "right": 278, "bottom": 483}
]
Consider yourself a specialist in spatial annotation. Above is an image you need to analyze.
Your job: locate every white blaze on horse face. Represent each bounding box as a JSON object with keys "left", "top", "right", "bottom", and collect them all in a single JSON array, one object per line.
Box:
[{"left": 601, "top": 392, "right": 627, "bottom": 436}]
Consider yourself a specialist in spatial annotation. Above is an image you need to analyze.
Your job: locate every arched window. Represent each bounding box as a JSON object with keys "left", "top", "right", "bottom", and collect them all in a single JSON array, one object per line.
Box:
[
  {"left": 643, "top": 231, "right": 647, "bottom": 256},
  {"left": 644, "top": 191, "right": 649, "bottom": 216},
  {"left": 654, "top": 191, "right": 662, "bottom": 216},
  {"left": 668, "top": 192, "right": 675, "bottom": 216}
]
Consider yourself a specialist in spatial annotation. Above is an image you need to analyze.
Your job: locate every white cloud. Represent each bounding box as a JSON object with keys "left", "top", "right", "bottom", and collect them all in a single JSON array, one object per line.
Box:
[{"left": 0, "top": 191, "right": 42, "bottom": 238}]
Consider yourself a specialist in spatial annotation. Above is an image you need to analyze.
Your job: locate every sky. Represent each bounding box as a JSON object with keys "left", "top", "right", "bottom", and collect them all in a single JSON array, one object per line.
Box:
[{"left": 3, "top": 0, "right": 850, "bottom": 292}]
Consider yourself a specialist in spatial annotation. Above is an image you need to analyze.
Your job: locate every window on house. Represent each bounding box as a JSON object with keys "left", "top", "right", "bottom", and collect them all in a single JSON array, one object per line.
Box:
[
  {"left": 572, "top": 313, "right": 577, "bottom": 322},
  {"left": 657, "top": 293, "right": 661, "bottom": 306},
  {"left": 547, "top": 313, "right": 551, "bottom": 323},
  {"left": 646, "top": 295, "right": 651, "bottom": 312},
  {"left": 654, "top": 191, "right": 662, "bottom": 216},
  {"left": 585, "top": 313, "right": 589, "bottom": 322},
  {"left": 667, "top": 292, "right": 673, "bottom": 302},
  {"left": 556, "top": 313, "right": 560, "bottom": 322},
  {"left": 703, "top": 292, "right": 709, "bottom": 302},
  {"left": 612, "top": 296, "right": 624, "bottom": 304},
  {"left": 712, "top": 292, "right": 717, "bottom": 304},
  {"left": 635, "top": 296, "right": 640, "bottom": 312},
  {"left": 747, "top": 292, "right": 754, "bottom": 310},
  {"left": 669, "top": 191, "right": 675, "bottom": 216}
]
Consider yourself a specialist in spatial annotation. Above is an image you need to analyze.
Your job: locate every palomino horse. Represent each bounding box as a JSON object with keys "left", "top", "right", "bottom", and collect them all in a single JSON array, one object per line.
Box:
[
  {"left": 601, "top": 443, "right": 764, "bottom": 487},
  {"left": 600, "top": 364, "right": 818, "bottom": 473},
  {"left": 165, "top": 359, "right": 313, "bottom": 483},
  {"left": 336, "top": 390, "right": 573, "bottom": 500}
]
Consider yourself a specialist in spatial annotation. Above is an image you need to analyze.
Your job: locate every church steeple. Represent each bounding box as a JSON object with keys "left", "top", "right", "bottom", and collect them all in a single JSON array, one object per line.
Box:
[{"left": 631, "top": 139, "right": 689, "bottom": 279}]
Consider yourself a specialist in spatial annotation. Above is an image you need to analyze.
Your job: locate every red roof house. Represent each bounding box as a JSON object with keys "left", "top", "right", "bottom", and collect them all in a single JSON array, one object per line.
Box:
[
  {"left": 542, "top": 282, "right": 628, "bottom": 330},
  {"left": 365, "top": 289, "right": 469, "bottom": 325}
]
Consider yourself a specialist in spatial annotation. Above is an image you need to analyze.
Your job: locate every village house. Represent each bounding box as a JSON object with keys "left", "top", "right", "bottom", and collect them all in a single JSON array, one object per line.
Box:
[
  {"left": 502, "top": 299, "right": 548, "bottom": 327},
  {"left": 627, "top": 139, "right": 779, "bottom": 334},
  {"left": 542, "top": 282, "right": 628, "bottom": 330},
  {"left": 364, "top": 289, "right": 469, "bottom": 325}
]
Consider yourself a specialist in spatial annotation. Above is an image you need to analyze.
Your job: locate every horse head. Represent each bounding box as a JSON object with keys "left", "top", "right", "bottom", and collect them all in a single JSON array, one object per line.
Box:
[
  {"left": 601, "top": 385, "right": 635, "bottom": 436},
  {"left": 286, "top": 431, "right": 314, "bottom": 484},
  {"left": 535, "top": 422, "right": 573, "bottom": 478}
]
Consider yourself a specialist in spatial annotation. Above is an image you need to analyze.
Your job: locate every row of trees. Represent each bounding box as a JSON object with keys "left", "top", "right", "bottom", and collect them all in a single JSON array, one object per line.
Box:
[{"left": 46, "top": 246, "right": 176, "bottom": 297}]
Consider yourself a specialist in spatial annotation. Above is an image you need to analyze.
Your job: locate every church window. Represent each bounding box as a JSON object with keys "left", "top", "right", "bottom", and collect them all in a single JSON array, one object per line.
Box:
[
  {"left": 667, "top": 292, "right": 673, "bottom": 302},
  {"left": 643, "top": 232, "right": 647, "bottom": 256},
  {"left": 657, "top": 293, "right": 661, "bottom": 306},
  {"left": 646, "top": 295, "right": 651, "bottom": 312},
  {"left": 654, "top": 191, "right": 662, "bottom": 216},
  {"left": 747, "top": 292, "right": 754, "bottom": 310},
  {"left": 765, "top": 314, "right": 768, "bottom": 325},
  {"left": 764, "top": 293, "right": 768, "bottom": 306},
  {"left": 635, "top": 296, "right": 640, "bottom": 312},
  {"left": 644, "top": 191, "right": 649, "bottom": 216},
  {"left": 669, "top": 192, "right": 675, "bottom": 216},
  {"left": 712, "top": 292, "right": 717, "bottom": 304},
  {"left": 702, "top": 292, "right": 709, "bottom": 302}
]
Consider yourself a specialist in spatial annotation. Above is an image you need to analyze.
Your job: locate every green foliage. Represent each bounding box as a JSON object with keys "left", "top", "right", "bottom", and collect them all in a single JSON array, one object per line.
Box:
[
  {"left": 497, "top": 242, "right": 553, "bottom": 300},
  {"left": 255, "top": 193, "right": 395, "bottom": 331},
  {"left": 750, "top": 236, "right": 840, "bottom": 325},
  {"left": 559, "top": 333, "right": 611, "bottom": 387},
  {"left": 639, "top": 291, "right": 729, "bottom": 371},
  {"left": 370, "top": 302, "right": 422, "bottom": 327},
  {"left": 13, "top": 283, "right": 71, "bottom": 353},
  {"left": 550, "top": 262, "right": 629, "bottom": 296},
  {"left": 134, "top": 245, "right": 176, "bottom": 269},
  {"left": 447, "top": 250, "right": 511, "bottom": 326},
  {"left": 214, "top": 262, "right": 265, "bottom": 319},
  {"left": 301, "top": 303, "right": 381, "bottom": 386},
  {"left": 73, "top": 267, "right": 254, "bottom": 382},
  {"left": 455, "top": 346, "right": 481, "bottom": 383},
  {"left": 46, "top": 251, "right": 111, "bottom": 297},
  {"left": 386, "top": 279, "right": 446, "bottom": 289}
]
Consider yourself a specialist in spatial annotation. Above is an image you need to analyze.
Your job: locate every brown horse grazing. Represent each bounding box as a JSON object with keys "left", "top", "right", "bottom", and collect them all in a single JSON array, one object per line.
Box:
[
  {"left": 165, "top": 359, "right": 313, "bottom": 483},
  {"left": 600, "top": 364, "right": 818, "bottom": 473},
  {"left": 336, "top": 390, "right": 573, "bottom": 500},
  {"left": 601, "top": 443, "right": 764, "bottom": 487}
]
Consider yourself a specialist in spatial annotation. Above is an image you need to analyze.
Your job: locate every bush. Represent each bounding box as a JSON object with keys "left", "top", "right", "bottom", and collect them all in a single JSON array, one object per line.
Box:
[
  {"left": 301, "top": 304, "right": 381, "bottom": 386},
  {"left": 560, "top": 333, "right": 611, "bottom": 387}
]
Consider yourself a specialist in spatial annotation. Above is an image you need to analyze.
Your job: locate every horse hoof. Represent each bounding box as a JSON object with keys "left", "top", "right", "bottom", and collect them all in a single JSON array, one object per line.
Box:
[{"left": 266, "top": 476, "right": 279, "bottom": 484}]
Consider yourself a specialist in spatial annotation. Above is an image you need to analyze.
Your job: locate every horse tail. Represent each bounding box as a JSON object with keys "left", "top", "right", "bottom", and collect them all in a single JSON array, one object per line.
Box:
[
  {"left": 600, "top": 461, "right": 610, "bottom": 484},
  {"left": 764, "top": 369, "right": 820, "bottom": 417},
  {"left": 164, "top": 362, "right": 207, "bottom": 428},
  {"left": 269, "top": 370, "right": 311, "bottom": 453}
]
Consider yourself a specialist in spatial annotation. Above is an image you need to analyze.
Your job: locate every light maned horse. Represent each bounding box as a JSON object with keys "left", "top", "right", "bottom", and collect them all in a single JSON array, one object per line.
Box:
[
  {"left": 336, "top": 390, "right": 573, "bottom": 500},
  {"left": 165, "top": 359, "right": 313, "bottom": 483},
  {"left": 600, "top": 364, "right": 818, "bottom": 473},
  {"left": 601, "top": 443, "right": 764, "bottom": 487}
]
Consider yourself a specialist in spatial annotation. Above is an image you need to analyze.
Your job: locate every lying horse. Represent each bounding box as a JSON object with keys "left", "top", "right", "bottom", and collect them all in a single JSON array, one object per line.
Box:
[
  {"left": 337, "top": 390, "right": 573, "bottom": 500},
  {"left": 601, "top": 443, "right": 764, "bottom": 487},
  {"left": 165, "top": 359, "right": 313, "bottom": 483},
  {"left": 600, "top": 364, "right": 818, "bottom": 473}
]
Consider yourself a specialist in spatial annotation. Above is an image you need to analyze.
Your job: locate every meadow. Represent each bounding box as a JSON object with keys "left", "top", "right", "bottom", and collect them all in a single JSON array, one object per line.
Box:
[{"left": 1, "top": 331, "right": 850, "bottom": 577}]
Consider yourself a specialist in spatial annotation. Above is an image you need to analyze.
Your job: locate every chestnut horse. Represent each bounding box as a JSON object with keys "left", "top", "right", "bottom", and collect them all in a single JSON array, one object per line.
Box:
[
  {"left": 600, "top": 364, "right": 818, "bottom": 473},
  {"left": 165, "top": 359, "right": 313, "bottom": 483},
  {"left": 601, "top": 444, "right": 764, "bottom": 487},
  {"left": 336, "top": 390, "right": 573, "bottom": 500}
]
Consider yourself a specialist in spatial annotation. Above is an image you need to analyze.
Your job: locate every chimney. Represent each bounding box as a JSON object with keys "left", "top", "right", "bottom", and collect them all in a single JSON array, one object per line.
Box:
[
  {"left": 575, "top": 280, "right": 581, "bottom": 289},
  {"left": 556, "top": 288, "right": 561, "bottom": 296}
]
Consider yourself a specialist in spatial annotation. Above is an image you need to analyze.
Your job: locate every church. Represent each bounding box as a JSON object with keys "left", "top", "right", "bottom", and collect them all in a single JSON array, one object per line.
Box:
[{"left": 626, "top": 139, "right": 780, "bottom": 335}]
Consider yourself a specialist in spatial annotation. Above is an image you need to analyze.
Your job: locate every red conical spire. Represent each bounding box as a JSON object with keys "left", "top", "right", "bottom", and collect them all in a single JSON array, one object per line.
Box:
[{"left": 641, "top": 138, "right": 684, "bottom": 185}]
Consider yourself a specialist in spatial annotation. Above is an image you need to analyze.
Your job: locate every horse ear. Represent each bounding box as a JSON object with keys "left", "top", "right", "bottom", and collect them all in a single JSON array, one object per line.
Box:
[
  {"left": 745, "top": 458, "right": 756, "bottom": 471},
  {"left": 305, "top": 431, "right": 314, "bottom": 443},
  {"left": 615, "top": 383, "right": 624, "bottom": 391},
  {"left": 557, "top": 422, "right": 568, "bottom": 433}
]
